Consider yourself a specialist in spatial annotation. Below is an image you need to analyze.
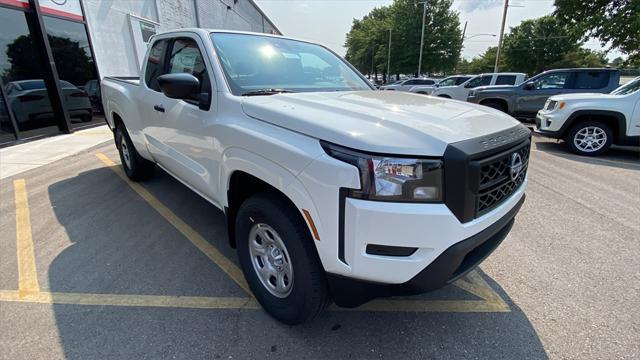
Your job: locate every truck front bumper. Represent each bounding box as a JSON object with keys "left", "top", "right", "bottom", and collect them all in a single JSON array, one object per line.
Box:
[{"left": 327, "top": 193, "right": 526, "bottom": 307}]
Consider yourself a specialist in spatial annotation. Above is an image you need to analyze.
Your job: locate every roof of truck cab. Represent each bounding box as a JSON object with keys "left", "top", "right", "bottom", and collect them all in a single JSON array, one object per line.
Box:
[{"left": 149, "top": 29, "right": 319, "bottom": 47}]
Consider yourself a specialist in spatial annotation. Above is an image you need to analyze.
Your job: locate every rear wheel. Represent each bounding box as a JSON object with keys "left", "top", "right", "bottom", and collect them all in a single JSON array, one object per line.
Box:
[
  {"left": 115, "top": 124, "right": 155, "bottom": 181},
  {"left": 437, "top": 94, "right": 451, "bottom": 98},
  {"left": 565, "top": 121, "right": 612, "bottom": 156},
  {"left": 482, "top": 100, "right": 507, "bottom": 113},
  {"left": 235, "top": 193, "right": 328, "bottom": 324}
]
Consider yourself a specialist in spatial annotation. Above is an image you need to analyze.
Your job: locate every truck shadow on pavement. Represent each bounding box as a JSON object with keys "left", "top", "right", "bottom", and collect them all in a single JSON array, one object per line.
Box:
[{"left": 45, "top": 164, "right": 548, "bottom": 359}]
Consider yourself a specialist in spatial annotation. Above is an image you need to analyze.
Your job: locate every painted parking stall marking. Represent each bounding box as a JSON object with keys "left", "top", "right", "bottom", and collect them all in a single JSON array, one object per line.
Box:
[{"left": 0, "top": 154, "right": 510, "bottom": 313}]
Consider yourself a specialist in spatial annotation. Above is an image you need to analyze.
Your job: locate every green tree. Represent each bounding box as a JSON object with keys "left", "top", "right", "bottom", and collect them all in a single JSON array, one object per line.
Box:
[
  {"left": 502, "top": 15, "right": 581, "bottom": 75},
  {"left": 609, "top": 56, "right": 624, "bottom": 68},
  {"left": 555, "top": 0, "right": 639, "bottom": 63},
  {"left": 458, "top": 47, "right": 507, "bottom": 74},
  {"left": 547, "top": 48, "right": 608, "bottom": 69},
  {"left": 345, "top": 0, "right": 463, "bottom": 79}
]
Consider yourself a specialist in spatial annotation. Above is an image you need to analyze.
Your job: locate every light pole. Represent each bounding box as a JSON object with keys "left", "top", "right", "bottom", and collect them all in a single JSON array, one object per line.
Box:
[
  {"left": 463, "top": 33, "right": 497, "bottom": 41},
  {"left": 417, "top": 1, "right": 427, "bottom": 76},
  {"left": 387, "top": 28, "right": 392, "bottom": 82},
  {"left": 494, "top": 0, "right": 509, "bottom": 73}
]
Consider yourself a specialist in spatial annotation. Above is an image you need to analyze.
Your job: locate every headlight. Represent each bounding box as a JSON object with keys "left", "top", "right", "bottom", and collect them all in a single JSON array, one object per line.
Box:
[
  {"left": 545, "top": 100, "right": 557, "bottom": 111},
  {"left": 322, "top": 142, "right": 443, "bottom": 202},
  {"left": 468, "top": 90, "right": 476, "bottom": 97}
]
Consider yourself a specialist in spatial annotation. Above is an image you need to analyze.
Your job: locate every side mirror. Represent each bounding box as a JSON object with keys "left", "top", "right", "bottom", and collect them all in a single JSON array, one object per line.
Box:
[
  {"left": 523, "top": 82, "right": 535, "bottom": 90},
  {"left": 158, "top": 73, "right": 200, "bottom": 100}
]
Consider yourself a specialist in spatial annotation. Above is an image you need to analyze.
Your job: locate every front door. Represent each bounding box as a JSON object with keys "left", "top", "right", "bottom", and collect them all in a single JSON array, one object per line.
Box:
[
  {"left": 516, "top": 72, "right": 572, "bottom": 116},
  {"left": 151, "top": 35, "right": 219, "bottom": 202},
  {"left": 631, "top": 92, "right": 640, "bottom": 137}
]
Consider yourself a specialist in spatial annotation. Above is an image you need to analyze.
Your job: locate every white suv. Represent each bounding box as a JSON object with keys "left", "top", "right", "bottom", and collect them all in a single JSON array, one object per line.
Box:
[
  {"left": 432, "top": 73, "right": 526, "bottom": 100},
  {"left": 536, "top": 76, "right": 640, "bottom": 156}
]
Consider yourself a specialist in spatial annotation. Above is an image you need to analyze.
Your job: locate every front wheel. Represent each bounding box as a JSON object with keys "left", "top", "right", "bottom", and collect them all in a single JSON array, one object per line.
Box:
[
  {"left": 236, "top": 193, "right": 328, "bottom": 324},
  {"left": 565, "top": 121, "right": 612, "bottom": 156}
]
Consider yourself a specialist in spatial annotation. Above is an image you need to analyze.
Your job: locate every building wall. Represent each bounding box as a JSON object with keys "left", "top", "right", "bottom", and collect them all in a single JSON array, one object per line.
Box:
[
  {"left": 195, "top": 0, "right": 280, "bottom": 34},
  {"left": 156, "top": 0, "right": 197, "bottom": 30},
  {"left": 83, "top": 0, "right": 279, "bottom": 78}
]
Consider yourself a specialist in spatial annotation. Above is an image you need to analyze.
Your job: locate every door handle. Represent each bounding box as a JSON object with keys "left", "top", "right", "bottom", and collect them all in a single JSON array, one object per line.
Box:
[{"left": 153, "top": 104, "right": 165, "bottom": 112}]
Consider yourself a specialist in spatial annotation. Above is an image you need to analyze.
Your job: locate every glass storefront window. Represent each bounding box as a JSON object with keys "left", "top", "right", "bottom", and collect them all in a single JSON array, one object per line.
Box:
[
  {"left": 43, "top": 15, "right": 102, "bottom": 129},
  {"left": 0, "top": 88, "right": 16, "bottom": 144},
  {"left": 0, "top": 6, "right": 61, "bottom": 140}
]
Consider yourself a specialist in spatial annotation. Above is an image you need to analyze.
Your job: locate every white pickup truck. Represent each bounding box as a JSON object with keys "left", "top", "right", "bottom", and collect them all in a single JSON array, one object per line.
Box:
[
  {"left": 102, "top": 29, "right": 530, "bottom": 324},
  {"left": 432, "top": 73, "right": 526, "bottom": 100}
]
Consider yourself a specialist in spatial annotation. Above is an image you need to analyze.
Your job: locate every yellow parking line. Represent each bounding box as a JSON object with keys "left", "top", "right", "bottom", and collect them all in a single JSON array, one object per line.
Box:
[
  {"left": 93, "top": 152, "right": 510, "bottom": 313},
  {"left": 0, "top": 290, "right": 258, "bottom": 310},
  {"left": 13, "top": 179, "right": 40, "bottom": 296},
  {"left": 95, "top": 153, "right": 252, "bottom": 296},
  {"left": 338, "top": 299, "right": 509, "bottom": 313}
]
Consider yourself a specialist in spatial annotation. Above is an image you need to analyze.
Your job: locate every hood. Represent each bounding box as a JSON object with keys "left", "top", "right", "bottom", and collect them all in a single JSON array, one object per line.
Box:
[
  {"left": 241, "top": 91, "right": 521, "bottom": 156},
  {"left": 550, "top": 92, "right": 615, "bottom": 101}
]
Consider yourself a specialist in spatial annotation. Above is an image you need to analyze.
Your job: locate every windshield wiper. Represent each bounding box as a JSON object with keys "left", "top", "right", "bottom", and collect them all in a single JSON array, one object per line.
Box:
[{"left": 241, "top": 89, "right": 295, "bottom": 96}]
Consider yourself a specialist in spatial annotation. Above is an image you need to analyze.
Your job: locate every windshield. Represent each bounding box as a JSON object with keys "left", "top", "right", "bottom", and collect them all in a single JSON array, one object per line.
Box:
[
  {"left": 211, "top": 33, "right": 372, "bottom": 95},
  {"left": 610, "top": 77, "right": 640, "bottom": 95}
]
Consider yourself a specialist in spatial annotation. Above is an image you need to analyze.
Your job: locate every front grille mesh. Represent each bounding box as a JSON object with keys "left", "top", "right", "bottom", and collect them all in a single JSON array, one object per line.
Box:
[{"left": 475, "top": 143, "right": 529, "bottom": 216}]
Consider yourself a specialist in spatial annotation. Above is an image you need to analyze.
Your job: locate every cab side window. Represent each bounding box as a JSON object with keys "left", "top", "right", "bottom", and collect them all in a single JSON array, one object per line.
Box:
[
  {"left": 533, "top": 73, "right": 570, "bottom": 90},
  {"left": 466, "top": 75, "right": 491, "bottom": 88},
  {"left": 144, "top": 39, "right": 168, "bottom": 92},
  {"left": 166, "top": 37, "right": 211, "bottom": 106},
  {"left": 574, "top": 71, "right": 608, "bottom": 90},
  {"left": 496, "top": 75, "right": 516, "bottom": 85}
]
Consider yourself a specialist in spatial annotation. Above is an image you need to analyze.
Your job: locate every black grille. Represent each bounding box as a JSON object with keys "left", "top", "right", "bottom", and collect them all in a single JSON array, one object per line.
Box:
[{"left": 473, "top": 143, "right": 529, "bottom": 217}]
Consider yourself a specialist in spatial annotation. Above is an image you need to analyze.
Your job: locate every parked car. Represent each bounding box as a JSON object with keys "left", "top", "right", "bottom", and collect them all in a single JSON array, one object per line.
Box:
[
  {"left": 379, "top": 77, "right": 438, "bottom": 91},
  {"left": 102, "top": 29, "right": 530, "bottom": 324},
  {"left": 467, "top": 68, "right": 621, "bottom": 121},
  {"left": 5, "top": 79, "right": 92, "bottom": 129},
  {"left": 432, "top": 73, "right": 526, "bottom": 100},
  {"left": 535, "top": 76, "right": 640, "bottom": 156},
  {"left": 409, "top": 75, "right": 473, "bottom": 95}
]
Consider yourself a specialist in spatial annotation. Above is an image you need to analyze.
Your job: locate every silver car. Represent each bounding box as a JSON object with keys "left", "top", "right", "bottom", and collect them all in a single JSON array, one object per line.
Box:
[{"left": 5, "top": 79, "right": 92, "bottom": 129}]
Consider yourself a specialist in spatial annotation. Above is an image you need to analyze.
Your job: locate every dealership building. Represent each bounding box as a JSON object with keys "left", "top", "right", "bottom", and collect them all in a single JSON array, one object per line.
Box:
[{"left": 0, "top": 0, "right": 280, "bottom": 146}]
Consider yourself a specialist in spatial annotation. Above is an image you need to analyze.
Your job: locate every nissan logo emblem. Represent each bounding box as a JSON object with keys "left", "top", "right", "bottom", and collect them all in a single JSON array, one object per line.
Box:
[{"left": 509, "top": 153, "right": 524, "bottom": 182}]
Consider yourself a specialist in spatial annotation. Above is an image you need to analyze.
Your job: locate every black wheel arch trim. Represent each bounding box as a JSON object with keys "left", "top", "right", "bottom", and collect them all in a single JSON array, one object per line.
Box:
[{"left": 557, "top": 110, "right": 627, "bottom": 140}]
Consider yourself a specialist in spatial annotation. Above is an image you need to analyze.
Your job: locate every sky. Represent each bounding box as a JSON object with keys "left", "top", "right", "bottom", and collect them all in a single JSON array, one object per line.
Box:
[{"left": 254, "top": 0, "right": 621, "bottom": 61}]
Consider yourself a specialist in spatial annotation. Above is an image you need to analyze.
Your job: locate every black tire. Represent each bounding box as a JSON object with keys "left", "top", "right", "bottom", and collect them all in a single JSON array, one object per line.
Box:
[
  {"left": 482, "top": 100, "right": 507, "bottom": 113},
  {"left": 437, "top": 94, "right": 451, "bottom": 98},
  {"left": 565, "top": 121, "right": 613, "bottom": 156},
  {"left": 114, "top": 124, "right": 155, "bottom": 181},
  {"left": 236, "top": 192, "right": 328, "bottom": 325}
]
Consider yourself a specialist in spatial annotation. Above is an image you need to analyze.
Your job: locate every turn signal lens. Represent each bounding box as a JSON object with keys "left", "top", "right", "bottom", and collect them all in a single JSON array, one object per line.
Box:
[{"left": 559, "top": 101, "right": 565, "bottom": 109}]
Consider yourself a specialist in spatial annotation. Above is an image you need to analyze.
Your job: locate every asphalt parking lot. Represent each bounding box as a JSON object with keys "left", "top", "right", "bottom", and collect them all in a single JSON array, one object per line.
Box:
[{"left": 1, "top": 132, "right": 638, "bottom": 359}]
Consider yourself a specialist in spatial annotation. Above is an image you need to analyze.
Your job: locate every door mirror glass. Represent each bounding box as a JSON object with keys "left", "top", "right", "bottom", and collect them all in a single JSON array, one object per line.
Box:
[
  {"left": 523, "top": 82, "right": 535, "bottom": 90},
  {"left": 158, "top": 73, "right": 200, "bottom": 99}
]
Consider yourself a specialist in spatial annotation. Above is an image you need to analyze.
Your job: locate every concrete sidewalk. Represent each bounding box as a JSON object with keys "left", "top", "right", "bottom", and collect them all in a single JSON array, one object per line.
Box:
[{"left": 0, "top": 125, "right": 113, "bottom": 180}]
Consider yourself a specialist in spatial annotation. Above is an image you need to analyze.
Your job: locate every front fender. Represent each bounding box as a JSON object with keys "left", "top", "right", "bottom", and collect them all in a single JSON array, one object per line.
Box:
[{"left": 220, "top": 147, "right": 298, "bottom": 206}]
